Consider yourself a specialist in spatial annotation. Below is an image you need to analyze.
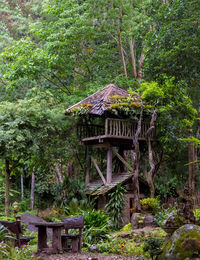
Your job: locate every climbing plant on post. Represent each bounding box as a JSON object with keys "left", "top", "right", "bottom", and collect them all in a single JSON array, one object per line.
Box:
[{"left": 105, "top": 184, "right": 126, "bottom": 230}]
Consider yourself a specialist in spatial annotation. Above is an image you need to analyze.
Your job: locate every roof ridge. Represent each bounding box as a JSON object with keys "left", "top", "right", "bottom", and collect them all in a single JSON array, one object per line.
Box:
[{"left": 66, "top": 83, "right": 129, "bottom": 116}]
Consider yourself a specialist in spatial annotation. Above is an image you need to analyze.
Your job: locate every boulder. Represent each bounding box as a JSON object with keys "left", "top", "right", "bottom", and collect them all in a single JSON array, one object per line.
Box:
[
  {"left": 144, "top": 215, "right": 157, "bottom": 227},
  {"left": 158, "top": 224, "right": 200, "bottom": 260},
  {"left": 20, "top": 213, "right": 52, "bottom": 240},
  {"left": 131, "top": 213, "right": 145, "bottom": 229},
  {"left": 162, "top": 215, "right": 186, "bottom": 240}
]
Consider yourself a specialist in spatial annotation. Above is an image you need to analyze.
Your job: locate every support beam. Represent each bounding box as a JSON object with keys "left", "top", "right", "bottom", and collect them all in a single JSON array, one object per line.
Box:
[
  {"left": 106, "top": 147, "right": 112, "bottom": 184},
  {"left": 112, "top": 149, "right": 133, "bottom": 172},
  {"left": 91, "top": 156, "right": 107, "bottom": 186}
]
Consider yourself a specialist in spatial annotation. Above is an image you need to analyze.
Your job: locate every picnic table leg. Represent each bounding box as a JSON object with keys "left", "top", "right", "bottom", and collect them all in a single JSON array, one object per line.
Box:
[
  {"left": 52, "top": 227, "right": 63, "bottom": 254},
  {"left": 37, "top": 226, "right": 47, "bottom": 252},
  {"left": 71, "top": 237, "right": 79, "bottom": 252}
]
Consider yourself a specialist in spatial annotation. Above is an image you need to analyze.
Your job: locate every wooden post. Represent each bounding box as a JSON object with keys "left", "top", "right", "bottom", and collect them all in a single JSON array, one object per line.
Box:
[
  {"left": 106, "top": 147, "right": 112, "bottom": 184},
  {"left": 37, "top": 226, "right": 47, "bottom": 252},
  {"left": 105, "top": 118, "right": 108, "bottom": 136},
  {"left": 52, "top": 227, "right": 63, "bottom": 253},
  {"left": 85, "top": 156, "right": 90, "bottom": 185}
]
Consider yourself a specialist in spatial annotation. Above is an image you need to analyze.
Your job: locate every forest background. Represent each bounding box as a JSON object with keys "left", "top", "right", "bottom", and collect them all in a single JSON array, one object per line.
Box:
[{"left": 0, "top": 0, "right": 199, "bottom": 216}]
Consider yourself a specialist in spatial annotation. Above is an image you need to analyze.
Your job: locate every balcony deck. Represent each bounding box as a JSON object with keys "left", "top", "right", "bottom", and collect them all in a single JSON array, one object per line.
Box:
[{"left": 78, "top": 118, "right": 155, "bottom": 147}]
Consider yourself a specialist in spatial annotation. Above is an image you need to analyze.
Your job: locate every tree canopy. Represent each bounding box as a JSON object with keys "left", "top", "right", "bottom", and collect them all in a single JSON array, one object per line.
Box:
[{"left": 0, "top": 0, "right": 199, "bottom": 214}]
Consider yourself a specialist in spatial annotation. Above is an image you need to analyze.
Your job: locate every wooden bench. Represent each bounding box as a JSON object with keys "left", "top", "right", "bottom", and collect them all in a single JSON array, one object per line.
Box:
[
  {"left": 61, "top": 216, "right": 84, "bottom": 252},
  {"left": 0, "top": 220, "right": 34, "bottom": 248}
]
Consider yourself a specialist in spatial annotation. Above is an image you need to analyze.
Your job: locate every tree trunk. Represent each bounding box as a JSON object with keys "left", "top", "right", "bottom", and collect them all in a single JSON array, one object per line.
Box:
[
  {"left": 129, "top": 37, "right": 137, "bottom": 78},
  {"left": 132, "top": 99, "right": 143, "bottom": 211},
  {"left": 146, "top": 101, "right": 161, "bottom": 198},
  {"left": 117, "top": 9, "right": 127, "bottom": 77},
  {"left": 188, "top": 139, "right": 196, "bottom": 193},
  {"left": 55, "top": 162, "right": 63, "bottom": 184},
  {"left": 30, "top": 172, "right": 35, "bottom": 210},
  {"left": 4, "top": 157, "right": 20, "bottom": 217},
  {"left": 137, "top": 50, "right": 145, "bottom": 80},
  {"left": 21, "top": 174, "right": 24, "bottom": 200},
  {"left": 5, "top": 159, "right": 10, "bottom": 217}
]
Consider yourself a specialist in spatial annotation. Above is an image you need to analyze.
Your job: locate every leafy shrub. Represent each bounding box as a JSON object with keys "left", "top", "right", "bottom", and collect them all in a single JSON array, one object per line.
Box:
[
  {"left": 52, "top": 177, "right": 88, "bottom": 208},
  {"left": 65, "top": 198, "right": 94, "bottom": 216},
  {"left": 0, "top": 244, "right": 37, "bottom": 260},
  {"left": 155, "top": 207, "right": 177, "bottom": 226},
  {"left": 193, "top": 208, "right": 200, "bottom": 220},
  {"left": 120, "top": 223, "right": 131, "bottom": 232},
  {"left": 19, "top": 198, "right": 31, "bottom": 212},
  {"left": 140, "top": 197, "right": 160, "bottom": 214},
  {"left": 143, "top": 237, "right": 163, "bottom": 260},
  {"left": 105, "top": 184, "right": 126, "bottom": 229},
  {"left": 82, "top": 209, "right": 111, "bottom": 245},
  {"left": 154, "top": 176, "right": 179, "bottom": 201},
  {"left": 0, "top": 217, "right": 16, "bottom": 221},
  {"left": 97, "top": 238, "right": 148, "bottom": 257},
  {"left": 0, "top": 225, "right": 14, "bottom": 259}
]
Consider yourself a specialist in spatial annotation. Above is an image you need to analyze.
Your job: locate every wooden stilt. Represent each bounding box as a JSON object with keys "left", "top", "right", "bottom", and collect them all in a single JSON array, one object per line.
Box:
[
  {"left": 106, "top": 147, "right": 112, "bottom": 184},
  {"left": 85, "top": 156, "right": 90, "bottom": 185}
]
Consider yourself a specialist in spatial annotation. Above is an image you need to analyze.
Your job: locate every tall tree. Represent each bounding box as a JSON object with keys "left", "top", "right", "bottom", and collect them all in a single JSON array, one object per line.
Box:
[{"left": 0, "top": 90, "right": 66, "bottom": 216}]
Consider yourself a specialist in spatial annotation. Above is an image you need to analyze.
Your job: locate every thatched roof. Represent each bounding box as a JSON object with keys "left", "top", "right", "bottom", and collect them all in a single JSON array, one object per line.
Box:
[{"left": 66, "top": 84, "right": 132, "bottom": 116}]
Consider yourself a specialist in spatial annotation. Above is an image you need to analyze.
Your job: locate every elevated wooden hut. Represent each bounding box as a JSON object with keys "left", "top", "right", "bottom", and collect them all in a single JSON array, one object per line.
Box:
[{"left": 66, "top": 84, "right": 153, "bottom": 223}]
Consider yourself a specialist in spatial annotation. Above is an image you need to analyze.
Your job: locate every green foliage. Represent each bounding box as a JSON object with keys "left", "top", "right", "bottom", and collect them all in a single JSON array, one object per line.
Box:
[
  {"left": 140, "top": 78, "right": 196, "bottom": 138},
  {"left": 140, "top": 81, "right": 165, "bottom": 101},
  {"left": 0, "top": 0, "right": 198, "bottom": 240},
  {"left": 0, "top": 225, "right": 10, "bottom": 241},
  {"left": 0, "top": 179, "right": 20, "bottom": 209},
  {"left": 0, "top": 244, "right": 37, "bottom": 260},
  {"left": 80, "top": 209, "right": 111, "bottom": 246},
  {"left": 19, "top": 198, "right": 31, "bottom": 212},
  {"left": 193, "top": 209, "right": 200, "bottom": 221},
  {"left": 52, "top": 177, "right": 88, "bottom": 209},
  {"left": 120, "top": 223, "right": 131, "bottom": 232},
  {"left": 0, "top": 217, "right": 15, "bottom": 221},
  {"left": 105, "top": 184, "right": 127, "bottom": 230},
  {"left": 140, "top": 197, "right": 160, "bottom": 214},
  {"left": 155, "top": 176, "right": 180, "bottom": 201},
  {"left": 97, "top": 238, "right": 147, "bottom": 257},
  {"left": 155, "top": 207, "right": 177, "bottom": 227},
  {"left": 0, "top": 225, "right": 14, "bottom": 260},
  {"left": 144, "top": 0, "right": 200, "bottom": 103},
  {"left": 143, "top": 237, "right": 163, "bottom": 260},
  {"left": 0, "top": 89, "right": 63, "bottom": 158}
]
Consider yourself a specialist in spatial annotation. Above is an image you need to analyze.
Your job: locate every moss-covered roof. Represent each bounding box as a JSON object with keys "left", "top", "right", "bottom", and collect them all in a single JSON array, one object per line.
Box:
[{"left": 66, "top": 84, "right": 139, "bottom": 116}]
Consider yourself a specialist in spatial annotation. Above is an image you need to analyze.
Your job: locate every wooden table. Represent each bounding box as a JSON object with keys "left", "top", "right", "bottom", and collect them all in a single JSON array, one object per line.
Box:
[{"left": 31, "top": 222, "right": 64, "bottom": 254}]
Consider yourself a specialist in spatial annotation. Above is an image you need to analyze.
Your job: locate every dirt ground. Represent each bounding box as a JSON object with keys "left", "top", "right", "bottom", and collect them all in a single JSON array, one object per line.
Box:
[{"left": 38, "top": 252, "right": 145, "bottom": 260}]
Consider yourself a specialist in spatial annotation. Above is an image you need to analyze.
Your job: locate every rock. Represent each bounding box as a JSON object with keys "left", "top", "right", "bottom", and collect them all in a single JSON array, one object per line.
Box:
[
  {"left": 89, "top": 246, "right": 99, "bottom": 252},
  {"left": 20, "top": 213, "right": 52, "bottom": 240},
  {"left": 144, "top": 215, "right": 157, "bottom": 227},
  {"left": 158, "top": 224, "right": 200, "bottom": 260},
  {"left": 116, "top": 232, "right": 133, "bottom": 239},
  {"left": 162, "top": 215, "right": 186, "bottom": 240},
  {"left": 131, "top": 213, "right": 145, "bottom": 229}
]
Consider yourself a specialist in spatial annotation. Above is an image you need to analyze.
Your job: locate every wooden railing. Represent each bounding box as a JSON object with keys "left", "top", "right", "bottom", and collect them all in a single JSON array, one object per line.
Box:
[
  {"left": 77, "top": 118, "right": 154, "bottom": 139},
  {"left": 77, "top": 124, "right": 104, "bottom": 139},
  {"left": 105, "top": 118, "right": 154, "bottom": 139}
]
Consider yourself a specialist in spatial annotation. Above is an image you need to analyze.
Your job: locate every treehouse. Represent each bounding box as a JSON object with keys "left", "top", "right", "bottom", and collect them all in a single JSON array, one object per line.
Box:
[{"left": 66, "top": 84, "right": 154, "bottom": 223}]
